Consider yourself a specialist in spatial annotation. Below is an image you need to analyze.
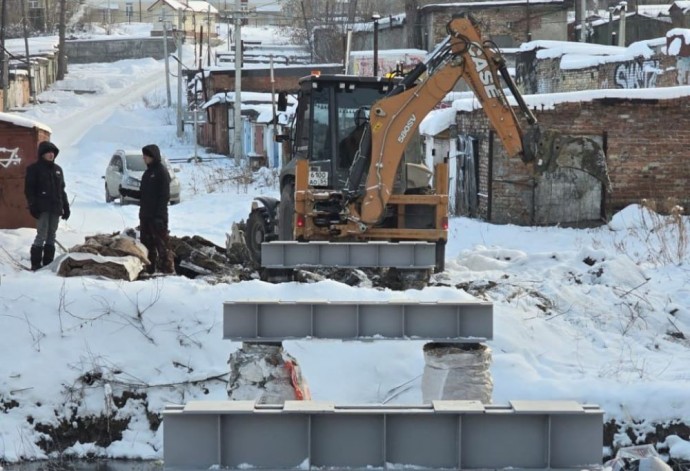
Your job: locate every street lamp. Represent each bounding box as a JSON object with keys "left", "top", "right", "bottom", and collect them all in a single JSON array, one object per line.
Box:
[{"left": 372, "top": 12, "right": 380, "bottom": 77}]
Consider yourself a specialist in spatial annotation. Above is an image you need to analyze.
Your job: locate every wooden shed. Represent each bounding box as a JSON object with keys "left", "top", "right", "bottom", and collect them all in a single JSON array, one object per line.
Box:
[{"left": 0, "top": 112, "right": 52, "bottom": 229}]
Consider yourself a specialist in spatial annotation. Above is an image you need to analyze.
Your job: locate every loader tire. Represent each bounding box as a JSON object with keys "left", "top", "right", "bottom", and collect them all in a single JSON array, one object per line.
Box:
[
  {"left": 435, "top": 240, "right": 446, "bottom": 273},
  {"left": 245, "top": 209, "right": 269, "bottom": 263},
  {"left": 278, "top": 182, "right": 295, "bottom": 241}
]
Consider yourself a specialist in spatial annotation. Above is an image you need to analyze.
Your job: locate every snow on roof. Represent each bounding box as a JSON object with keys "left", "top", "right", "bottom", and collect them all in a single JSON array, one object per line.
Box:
[
  {"left": 256, "top": 107, "right": 295, "bottom": 124},
  {"left": 672, "top": 0, "right": 690, "bottom": 12},
  {"left": 205, "top": 62, "right": 341, "bottom": 72},
  {"left": 636, "top": 4, "right": 672, "bottom": 17},
  {"left": 668, "top": 34, "right": 690, "bottom": 54},
  {"left": 420, "top": 85, "right": 690, "bottom": 136},
  {"left": 518, "top": 39, "right": 662, "bottom": 69},
  {"left": 519, "top": 40, "right": 626, "bottom": 56},
  {"left": 186, "top": 0, "right": 218, "bottom": 13},
  {"left": 0, "top": 112, "right": 52, "bottom": 133},
  {"left": 256, "top": 4, "right": 281, "bottom": 12},
  {"left": 202, "top": 91, "right": 297, "bottom": 109},
  {"left": 149, "top": 0, "right": 218, "bottom": 14},
  {"left": 421, "top": 0, "right": 565, "bottom": 9},
  {"left": 349, "top": 49, "right": 427, "bottom": 58},
  {"left": 350, "top": 13, "right": 406, "bottom": 33},
  {"left": 668, "top": 27, "right": 690, "bottom": 43},
  {"left": 92, "top": 2, "right": 119, "bottom": 9}
]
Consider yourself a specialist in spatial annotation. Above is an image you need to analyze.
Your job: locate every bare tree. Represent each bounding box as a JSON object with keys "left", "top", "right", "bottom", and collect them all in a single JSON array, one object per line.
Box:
[
  {"left": 405, "top": 0, "right": 420, "bottom": 49},
  {"left": 282, "top": 0, "right": 406, "bottom": 63},
  {"left": 57, "top": 0, "right": 66, "bottom": 80}
]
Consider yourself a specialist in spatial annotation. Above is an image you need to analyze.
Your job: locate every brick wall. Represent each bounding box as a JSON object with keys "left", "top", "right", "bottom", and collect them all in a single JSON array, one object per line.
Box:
[
  {"left": 517, "top": 52, "right": 680, "bottom": 94},
  {"left": 207, "top": 65, "right": 343, "bottom": 94},
  {"left": 455, "top": 96, "right": 690, "bottom": 224},
  {"left": 421, "top": 4, "right": 568, "bottom": 50}
]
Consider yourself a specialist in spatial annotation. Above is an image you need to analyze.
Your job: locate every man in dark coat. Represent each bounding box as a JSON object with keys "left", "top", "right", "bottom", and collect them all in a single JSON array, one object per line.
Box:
[
  {"left": 137, "top": 144, "right": 175, "bottom": 274},
  {"left": 24, "top": 141, "right": 70, "bottom": 271}
]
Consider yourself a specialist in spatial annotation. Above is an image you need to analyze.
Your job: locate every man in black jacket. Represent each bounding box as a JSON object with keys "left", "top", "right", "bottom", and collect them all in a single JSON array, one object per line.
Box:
[
  {"left": 137, "top": 144, "right": 175, "bottom": 274},
  {"left": 24, "top": 141, "right": 71, "bottom": 271}
]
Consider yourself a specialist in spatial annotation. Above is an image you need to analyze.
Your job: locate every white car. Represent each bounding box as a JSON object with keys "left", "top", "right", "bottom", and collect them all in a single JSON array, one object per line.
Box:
[{"left": 104, "top": 149, "right": 181, "bottom": 205}]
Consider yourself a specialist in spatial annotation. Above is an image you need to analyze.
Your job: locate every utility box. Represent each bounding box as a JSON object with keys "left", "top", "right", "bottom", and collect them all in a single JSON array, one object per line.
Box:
[{"left": 0, "top": 112, "right": 52, "bottom": 229}]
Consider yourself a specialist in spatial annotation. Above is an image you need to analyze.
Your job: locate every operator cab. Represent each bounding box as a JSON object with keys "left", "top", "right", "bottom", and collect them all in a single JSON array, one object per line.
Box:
[{"left": 288, "top": 74, "right": 408, "bottom": 192}]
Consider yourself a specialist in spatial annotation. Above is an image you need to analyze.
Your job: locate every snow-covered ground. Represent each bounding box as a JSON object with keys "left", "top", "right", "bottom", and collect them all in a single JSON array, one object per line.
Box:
[{"left": 1, "top": 24, "right": 690, "bottom": 467}]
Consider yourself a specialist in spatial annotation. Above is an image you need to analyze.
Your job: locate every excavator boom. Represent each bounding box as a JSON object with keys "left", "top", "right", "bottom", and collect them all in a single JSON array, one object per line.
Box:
[{"left": 359, "top": 13, "right": 536, "bottom": 225}]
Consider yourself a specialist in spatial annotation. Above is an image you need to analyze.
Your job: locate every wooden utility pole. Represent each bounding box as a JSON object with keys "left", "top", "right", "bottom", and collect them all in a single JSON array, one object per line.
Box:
[
  {"left": 0, "top": 0, "right": 7, "bottom": 111},
  {"left": 163, "top": 8, "right": 171, "bottom": 107},
  {"left": 404, "top": 0, "right": 419, "bottom": 49},
  {"left": 232, "top": 0, "right": 243, "bottom": 166},
  {"left": 300, "top": 0, "right": 313, "bottom": 62},
  {"left": 206, "top": 4, "right": 211, "bottom": 67},
  {"left": 57, "top": 0, "right": 67, "bottom": 80},
  {"left": 176, "top": 9, "right": 184, "bottom": 137},
  {"left": 21, "top": 0, "right": 35, "bottom": 103}
]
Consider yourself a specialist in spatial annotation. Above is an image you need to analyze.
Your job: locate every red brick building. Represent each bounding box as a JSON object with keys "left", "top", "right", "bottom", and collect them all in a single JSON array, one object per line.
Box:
[
  {"left": 0, "top": 113, "right": 52, "bottom": 229},
  {"left": 451, "top": 89, "right": 690, "bottom": 225}
]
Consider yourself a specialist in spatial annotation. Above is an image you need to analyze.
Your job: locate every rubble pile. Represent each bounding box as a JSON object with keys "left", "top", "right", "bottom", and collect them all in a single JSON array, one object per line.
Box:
[
  {"left": 170, "top": 235, "right": 256, "bottom": 281},
  {"left": 56, "top": 230, "right": 258, "bottom": 282},
  {"left": 54, "top": 229, "right": 429, "bottom": 290},
  {"left": 58, "top": 232, "right": 149, "bottom": 281}
]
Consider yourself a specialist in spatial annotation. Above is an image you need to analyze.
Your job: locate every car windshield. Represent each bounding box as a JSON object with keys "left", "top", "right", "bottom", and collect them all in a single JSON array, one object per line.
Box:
[{"left": 125, "top": 154, "right": 147, "bottom": 171}]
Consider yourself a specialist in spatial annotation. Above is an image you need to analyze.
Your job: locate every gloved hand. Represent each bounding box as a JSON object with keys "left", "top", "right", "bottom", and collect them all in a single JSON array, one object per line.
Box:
[
  {"left": 29, "top": 206, "right": 40, "bottom": 219},
  {"left": 153, "top": 218, "right": 166, "bottom": 232},
  {"left": 62, "top": 207, "right": 71, "bottom": 220}
]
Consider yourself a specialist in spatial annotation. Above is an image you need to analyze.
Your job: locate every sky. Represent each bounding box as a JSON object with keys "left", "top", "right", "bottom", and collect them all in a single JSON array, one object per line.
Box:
[{"left": 1, "top": 23, "right": 690, "bottom": 469}]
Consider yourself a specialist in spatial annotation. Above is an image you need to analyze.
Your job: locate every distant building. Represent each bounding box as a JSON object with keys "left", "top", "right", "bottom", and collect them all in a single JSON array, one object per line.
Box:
[
  {"left": 81, "top": 0, "right": 158, "bottom": 25},
  {"left": 580, "top": 5, "right": 674, "bottom": 46},
  {"left": 669, "top": 1, "right": 690, "bottom": 27},
  {"left": 148, "top": 0, "right": 219, "bottom": 39}
]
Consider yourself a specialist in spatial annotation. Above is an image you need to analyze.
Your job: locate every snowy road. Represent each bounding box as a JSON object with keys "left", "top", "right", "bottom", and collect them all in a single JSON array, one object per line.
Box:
[{"left": 46, "top": 65, "right": 167, "bottom": 149}]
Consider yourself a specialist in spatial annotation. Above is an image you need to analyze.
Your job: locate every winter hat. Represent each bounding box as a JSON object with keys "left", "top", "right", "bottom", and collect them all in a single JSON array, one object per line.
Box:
[
  {"left": 142, "top": 144, "right": 161, "bottom": 162},
  {"left": 38, "top": 141, "right": 59, "bottom": 159}
]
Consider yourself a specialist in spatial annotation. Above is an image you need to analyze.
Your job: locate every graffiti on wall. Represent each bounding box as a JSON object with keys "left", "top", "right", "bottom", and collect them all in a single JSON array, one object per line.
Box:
[
  {"left": 0, "top": 147, "right": 21, "bottom": 169},
  {"left": 677, "top": 57, "right": 690, "bottom": 86},
  {"left": 614, "top": 60, "right": 660, "bottom": 89},
  {"left": 348, "top": 51, "right": 426, "bottom": 77},
  {"left": 515, "top": 50, "right": 539, "bottom": 94}
]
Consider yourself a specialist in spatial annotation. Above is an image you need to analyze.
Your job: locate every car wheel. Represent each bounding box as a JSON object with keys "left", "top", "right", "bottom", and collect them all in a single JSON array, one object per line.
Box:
[{"left": 105, "top": 184, "right": 114, "bottom": 203}]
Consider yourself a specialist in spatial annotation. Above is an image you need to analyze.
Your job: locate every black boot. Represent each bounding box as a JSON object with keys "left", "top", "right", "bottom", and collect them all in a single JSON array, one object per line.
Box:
[
  {"left": 30, "top": 245, "right": 43, "bottom": 271},
  {"left": 43, "top": 244, "right": 56, "bottom": 266}
]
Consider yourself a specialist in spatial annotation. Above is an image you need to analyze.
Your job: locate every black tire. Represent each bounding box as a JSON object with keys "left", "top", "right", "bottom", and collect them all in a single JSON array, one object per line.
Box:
[
  {"left": 105, "top": 184, "right": 114, "bottom": 203},
  {"left": 278, "top": 182, "right": 295, "bottom": 241},
  {"left": 435, "top": 240, "right": 446, "bottom": 273},
  {"left": 245, "top": 209, "right": 270, "bottom": 263}
]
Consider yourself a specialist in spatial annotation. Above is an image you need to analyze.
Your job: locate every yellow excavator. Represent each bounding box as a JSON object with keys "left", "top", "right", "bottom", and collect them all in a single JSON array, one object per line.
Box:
[{"left": 242, "top": 13, "right": 539, "bottom": 274}]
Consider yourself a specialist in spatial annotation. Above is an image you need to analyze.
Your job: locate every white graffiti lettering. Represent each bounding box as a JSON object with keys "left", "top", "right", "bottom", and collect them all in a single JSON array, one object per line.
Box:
[
  {"left": 614, "top": 60, "right": 659, "bottom": 89},
  {"left": 397, "top": 114, "right": 417, "bottom": 143},
  {"left": 677, "top": 57, "right": 690, "bottom": 86},
  {"left": 0, "top": 147, "right": 21, "bottom": 169},
  {"left": 469, "top": 45, "right": 501, "bottom": 99}
]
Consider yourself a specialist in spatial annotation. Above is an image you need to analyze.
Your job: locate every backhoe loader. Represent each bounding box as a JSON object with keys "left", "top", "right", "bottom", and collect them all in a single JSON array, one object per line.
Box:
[{"left": 241, "top": 13, "right": 539, "bottom": 275}]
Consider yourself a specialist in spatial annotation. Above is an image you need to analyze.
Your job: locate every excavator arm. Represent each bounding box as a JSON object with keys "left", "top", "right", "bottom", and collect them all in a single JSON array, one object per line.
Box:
[{"left": 356, "top": 13, "right": 537, "bottom": 225}]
